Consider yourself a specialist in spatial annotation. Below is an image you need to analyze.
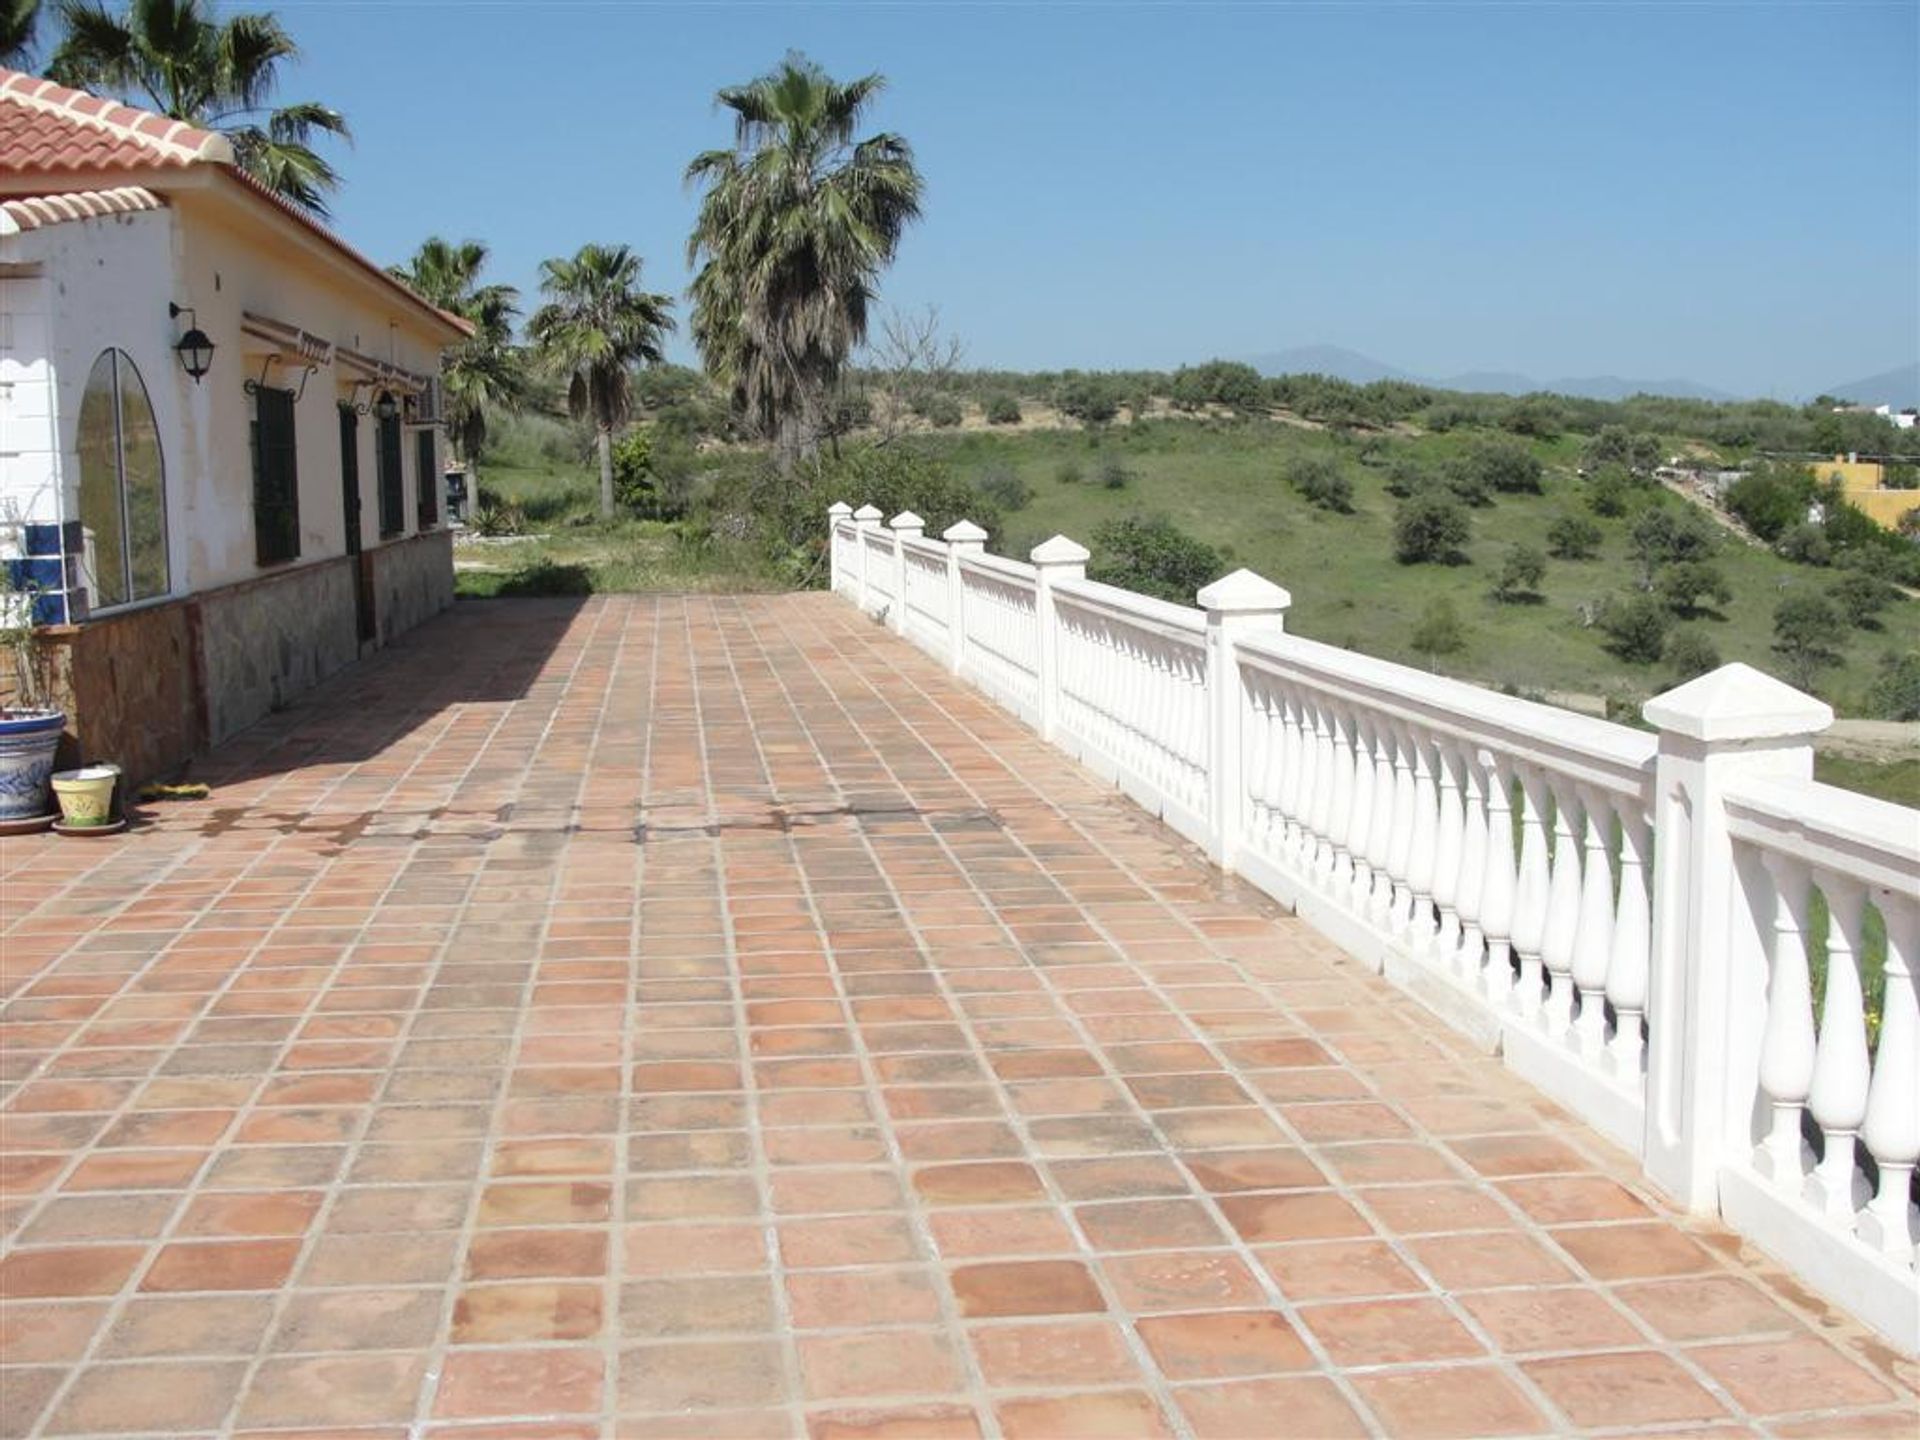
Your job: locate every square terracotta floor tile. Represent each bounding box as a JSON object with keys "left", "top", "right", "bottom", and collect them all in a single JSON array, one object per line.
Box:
[
  {"left": 454, "top": 1281, "right": 605, "bottom": 1342},
  {"left": 271, "top": 1287, "right": 443, "bottom": 1351},
  {"left": 1687, "top": 1337, "right": 1896, "bottom": 1414},
  {"left": 1101, "top": 1250, "right": 1267, "bottom": 1313},
  {"left": 1351, "top": 1365, "right": 1548, "bottom": 1439},
  {"left": 949, "top": 1260, "right": 1106, "bottom": 1318},
  {"left": 626, "top": 1221, "right": 765, "bottom": 1276},
  {"left": 968, "top": 1319, "right": 1140, "bottom": 1388},
  {"left": 995, "top": 1390, "right": 1175, "bottom": 1440},
  {"left": 433, "top": 1347, "right": 605, "bottom": 1418},
  {"left": 618, "top": 1275, "right": 776, "bottom": 1338},
  {"left": 1257, "top": 1239, "right": 1425, "bottom": 1301},
  {"left": 1075, "top": 1198, "right": 1227, "bottom": 1251},
  {"left": 619, "top": 1338, "right": 791, "bottom": 1412},
  {"left": 807, "top": 1403, "right": 983, "bottom": 1440},
  {"left": 787, "top": 1268, "right": 942, "bottom": 1328},
  {"left": 1522, "top": 1350, "right": 1727, "bottom": 1426},
  {"left": 928, "top": 1206, "right": 1076, "bottom": 1259},
  {"left": 44, "top": 1358, "right": 248, "bottom": 1435},
  {"left": 1407, "top": 1230, "right": 1574, "bottom": 1289},
  {"left": 1550, "top": 1222, "right": 1716, "bottom": 1280},
  {"left": 799, "top": 1329, "right": 963, "bottom": 1400},
  {"left": 237, "top": 1353, "right": 428, "bottom": 1428},
  {"left": 1217, "top": 1191, "right": 1370, "bottom": 1244},
  {"left": 1175, "top": 1375, "right": 1369, "bottom": 1439},
  {"left": 1457, "top": 1287, "right": 1642, "bottom": 1353},
  {"left": 1614, "top": 1275, "right": 1807, "bottom": 1341},
  {"left": 1136, "top": 1309, "right": 1315, "bottom": 1379},
  {"left": 911, "top": 1161, "right": 1047, "bottom": 1206},
  {"left": 141, "top": 1238, "right": 302, "bottom": 1292},
  {"left": 1298, "top": 1297, "right": 1485, "bottom": 1366}
]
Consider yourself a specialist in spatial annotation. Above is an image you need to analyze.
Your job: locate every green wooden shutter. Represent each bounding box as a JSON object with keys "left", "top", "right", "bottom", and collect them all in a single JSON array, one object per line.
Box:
[
  {"left": 251, "top": 386, "right": 300, "bottom": 565},
  {"left": 377, "top": 411, "right": 405, "bottom": 537},
  {"left": 415, "top": 428, "right": 438, "bottom": 528}
]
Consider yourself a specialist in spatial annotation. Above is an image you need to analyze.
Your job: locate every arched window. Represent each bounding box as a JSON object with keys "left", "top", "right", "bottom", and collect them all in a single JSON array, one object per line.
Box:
[{"left": 76, "top": 350, "right": 168, "bottom": 609}]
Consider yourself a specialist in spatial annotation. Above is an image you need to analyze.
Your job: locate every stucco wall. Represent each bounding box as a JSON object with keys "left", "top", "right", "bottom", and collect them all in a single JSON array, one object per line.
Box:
[
  {"left": 196, "top": 558, "right": 359, "bottom": 745},
  {"left": 370, "top": 528, "right": 454, "bottom": 646}
]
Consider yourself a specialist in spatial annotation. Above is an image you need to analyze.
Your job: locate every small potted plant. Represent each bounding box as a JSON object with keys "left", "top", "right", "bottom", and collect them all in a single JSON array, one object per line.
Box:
[
  {"left": 51, "top": 763, "right": 122, "bottom": 832},
  {"left": 0, "top": 568, "right": 65, "bottom": 831}
]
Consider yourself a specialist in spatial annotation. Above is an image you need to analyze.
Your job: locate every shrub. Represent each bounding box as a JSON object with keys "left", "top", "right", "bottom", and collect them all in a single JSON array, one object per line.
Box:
[
  {"left": 1547, "top": 513, "right": 1602, "bottom": 560},
  {"left": 611, "top": 427, "right": 656, "bottom": 512},
  {"left": 1600, "top": 593, "right": 1671, "bottom": 664},
  {"left": 1465, "top": 435, "right": 1545, "bottom": 495},
  {"left": 1288, "top": 454, "right": 1354, "bottom": 513},
  {"left": 1630, "top": 505, "right": 1716, "bottom": 580},
  {"left": 1664, "top": 628, "right": 1721, "bottom": 683},
  {"left": 1656, "top": 560, "right": 1732, "bottom": 618},
  {"left": 471, "top": 490, "right": 528, "bottom": 537},
  {"left": 974, "top": 463, "right": 1033, "bottom": 513},
  {"left": 1587, "top": 463, "right": 1637, "bottom": 517},
  {"left": 1771, "top": 593, "right": 1848, "bottom": 689},
  {"left": 1776, "top": 521, "right": 1833, "bottom": 566},
  {"left": 1097, "top": 456, "right": 1134, "bottom": 491},
  {"left": 1393, "top": 492, "right": 1471, "bottom": 565},
  {"left": 1723, "top": 461, "right": 1815, "bottom": 542},
  {"left": 1411, "top": 598, "right": 1467, "bottom": 663},
  {"left": 1828, "top": 570, "right": 1894, "bottom": 630},
  {"left": 1491, "top": 544, "right": 1547, "bottom": 603},
  {"left": 1583, "top": 425, "right": 1661, "bottom": 474},
  {"left": 1384, "top": 456, "right": 1431, "bottom": 498},
  {"left": 1087, "top": 515, "right": 1222, "bottom": 603},
  {"left": 1055, "top": 459, "right": 1084, "bottom": 485},
  {"left": 918, "top": 393, "right": 964, "bottom": 428},
  {"left": 1055, "top": 374, "right": 1122, "bottom": 425},
  {"left": 1867, "top": 651, "right": 1920, "bottom": 721},
  {"left": 985, "top": 393, "right": 1023, "bottom": 425}
]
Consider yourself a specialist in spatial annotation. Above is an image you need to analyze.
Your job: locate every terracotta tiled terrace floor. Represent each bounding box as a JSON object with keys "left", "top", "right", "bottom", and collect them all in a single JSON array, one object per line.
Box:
[{"left": 1, "top": 593, "right": 1915, "bottom": 1440}]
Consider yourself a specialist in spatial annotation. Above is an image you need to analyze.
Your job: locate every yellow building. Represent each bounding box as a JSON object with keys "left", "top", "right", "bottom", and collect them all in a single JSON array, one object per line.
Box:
[{"left": 1815, "top": 455, "right": 1920, "bottom": 530}]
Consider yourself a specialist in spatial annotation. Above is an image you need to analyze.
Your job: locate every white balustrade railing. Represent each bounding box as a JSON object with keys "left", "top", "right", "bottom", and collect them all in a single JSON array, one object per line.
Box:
[{"left": 823, "top": 502, "right": 1920, "bottom": 1354}]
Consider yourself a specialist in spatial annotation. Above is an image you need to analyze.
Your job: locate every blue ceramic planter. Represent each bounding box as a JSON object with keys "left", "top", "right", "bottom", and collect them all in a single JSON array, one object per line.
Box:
[{"left": 0, "top": 710, "right": 64, "bottom": 821}]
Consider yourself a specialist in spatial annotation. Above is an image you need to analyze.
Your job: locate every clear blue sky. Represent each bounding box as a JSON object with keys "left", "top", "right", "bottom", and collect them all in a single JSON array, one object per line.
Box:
[{"left": 278, "top": 0, "right": 1916, "bottom": 398}]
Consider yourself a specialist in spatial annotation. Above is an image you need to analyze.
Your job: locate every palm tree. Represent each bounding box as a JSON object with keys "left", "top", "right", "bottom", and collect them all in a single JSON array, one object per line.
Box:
[
  {"left": 390, "top": 238, "right": 525, "bottom": 492},
  {"left": 527, "top": 244, "right": 676, "bottom": 520},
  {"left": 686, "top": 53, "right": 922, "bottom": 472},
  {"left": 2, "top": 0, "right": 42, "bottom": 66},
  {"left": 48, "top": 0, "right": 348, "bottom": 215}
]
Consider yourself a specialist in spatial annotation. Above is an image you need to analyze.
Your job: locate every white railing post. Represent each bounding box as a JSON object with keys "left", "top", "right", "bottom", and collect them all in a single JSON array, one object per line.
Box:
[
  {"left": 1198, "top": 569, "right": 1291, "bottom": 873},
  {"left": 827, "top": 501, "right": 851, "bottom": 593},
  {"left": 1029, "top": 535, "right": 1089, "bottom": 744},
  {"left": 1640, "top": 663, "right": 1832, "bottom": 1212},
  {"left": 852, "top": 503, "right": 882, "bottom": 614},
  {"left": 888, "top": 511, "right": 923, "bottom": 636},
  {"left": 942, "top": 519, "right": 986, "bottom": 675}
]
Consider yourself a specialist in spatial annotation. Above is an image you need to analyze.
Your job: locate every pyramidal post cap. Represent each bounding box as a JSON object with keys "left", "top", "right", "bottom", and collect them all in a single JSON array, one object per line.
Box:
[
  {"left": 1642, "top": 662, "right": 1833, "bottom": 742},
  {"left": 889, "top": 510, "right": 925, "bottom": 531},
  {"left": 1030, "top": 534, "right": 1092, "bottom": 566},
  {"left": 852, "top": 504, "right": 884, "bottom": 522},
  {"left": 1197, "top": 568, "right": 1292, "bottom": 614},
  {"left": 942, "top": 519, "right": 989, "bottom": 544},
  {"left": 827, "top": 501, "right": 853, "bottom": 518}
]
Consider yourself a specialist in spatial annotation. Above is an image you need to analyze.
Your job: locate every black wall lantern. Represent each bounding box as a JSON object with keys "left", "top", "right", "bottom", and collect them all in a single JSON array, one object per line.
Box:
[
  {"left": 168, "top": 303, "right": 215, "bottom": 383},
  {"left": 374, "top": 390, "right": 399, "bottom": 422}
]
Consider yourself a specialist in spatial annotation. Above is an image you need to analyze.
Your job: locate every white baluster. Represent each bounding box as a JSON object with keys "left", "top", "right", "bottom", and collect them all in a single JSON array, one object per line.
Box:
[
  {"left": 1364, "top": 718, "right": 1397, "bottom": 926},
  {"left": 1479, "top": 754, "right": 1517, "bottom": 1008},
  {"left": 1456, "top": 751, "right": 1490, "bottom": 985},
  {"left": 1510, "top": 766, "right": 1552, "bottom": 1017},
  {"left": 1273, "top": 684, "right": 1303, "bottom": 865},
  {"left": 1431, "top": 737, "right": 1466, "bottom": 959},
  {"left": 1606, "top": 806, "right": 1651, "bottom": 1079},
  {"left": 1539, "top": 778, "right": 1584, "bottom": 1039},
  {"left": 1405, "top": 729, "right": 1439, "bottom": 953},
  {"left": 1385, "top": 722, "right": 1417, "bottom": 933},
  {"left": 1307, "top": 696, "right": 1337, "bottom": 883},
  {"left": 1859, "top": 892, "right": 1918, "bottom": 1258},
  {"left": 1343, "top": 708, "right": 1374, "bottom": 912},
  {"left": 1570, "top": 788, "right": 1616, "bottom": 1060},
  {"left": 1755, "top": 852, "right": 1816, "bottom": 1187},
  {"left": 1804, "top": 873, "right": 1871, "bottom": 1222}
]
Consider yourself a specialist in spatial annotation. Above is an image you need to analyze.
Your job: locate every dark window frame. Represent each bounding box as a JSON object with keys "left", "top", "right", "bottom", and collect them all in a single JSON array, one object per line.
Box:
[
  {"left": 376, "top": 400, "right": 405, "bottom": 539},
  {"left": 250, "top": 383, "right": 300, "bottom": 567},
  {"left": 415, "top": 427, "right": 439, "bottom": 529}
]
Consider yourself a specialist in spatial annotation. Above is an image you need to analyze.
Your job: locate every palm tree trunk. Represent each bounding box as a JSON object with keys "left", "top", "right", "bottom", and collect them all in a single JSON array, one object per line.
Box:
[{"left": 596, "top": 424, "right": 615, "bottom": 519}]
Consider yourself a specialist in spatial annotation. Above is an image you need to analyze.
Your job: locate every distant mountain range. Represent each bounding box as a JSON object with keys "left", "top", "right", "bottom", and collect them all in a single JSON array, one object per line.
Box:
[{"left": 1243, "top": 344, "right": 1920, "bottom": 409}]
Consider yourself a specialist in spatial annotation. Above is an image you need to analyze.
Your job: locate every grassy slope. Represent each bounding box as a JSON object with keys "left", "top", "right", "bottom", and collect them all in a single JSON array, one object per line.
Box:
[{"left": 920, "top": 421, "right": 1920, "bottom": 713}]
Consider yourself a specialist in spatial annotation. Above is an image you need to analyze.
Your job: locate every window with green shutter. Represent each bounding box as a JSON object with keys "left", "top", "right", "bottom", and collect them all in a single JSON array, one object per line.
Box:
[
  {"left": 251, "top": 385, "right": 300, "bottom": 566},
  {"left": 415, "top": 428, "right": 438, "bottom": 528},
  {"left": 376, "top": 404, "right": 405, "bottom": 538}
]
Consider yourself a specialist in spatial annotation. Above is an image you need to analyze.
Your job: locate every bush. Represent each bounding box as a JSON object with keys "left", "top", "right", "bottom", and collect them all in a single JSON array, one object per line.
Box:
[
  {"left": 1055, "top": 459, "right": 1084, "bottom": 485},
  {"left": 1631, "top": 504, "right": 1717, "bottom": 580},
  {"left": 1583, "top": 426, "right": 1661, "bottom": 474},
  {"left": 1491, "top": 544, "right": 1547, "bottom": 603},
  {"left": 1723, "top": 461, "right": 1815, "bottom": 542},
  {"left": 1547, "top": 513, "right": 1602, "bottom": 560},
  {"left": 1664, "top": 628, "right": 1721, "bottom": 683},
  {"left": 974, "top": 463, "right": 1033, "bottom": 513},
  {"left": 1600, "top": 593, "right": 1671, "bottom": 664},
  {"left": 985, "top": 393, "right": 1023, "bottom": 425},
  {"left": 1411, "top": 598, "right": 1467, "bottom": 662},
  {"left": 1055, "top": 374, "right": 1122, "bottom": 425},
  {"left": 1829, "top": 571, "right": 1894, "bottom": 630},
  {"left": 1097, "top": 456, "right": 1134, "bottom": 491},
  {"left": 1384, "top": 456, "right": 1431, "bottom": 498},
  {"left": 1464, "top": 435, "right": 1545, "bottom": 495},
  {"left": 471, "top": 489, "right": 528, "bottom": 537},
  {"left": 1771, "top": 593, "right": 1848, "bottom": 689},
  {"left": 1393, "top": 492, "right": 1471, "bottom": 565},
  {"left": 1656, "top": 560, "right": 1732, "bottom": 618},
  {"left": 916, "top": 393, "right": 964, "bottom": 428},
  {"left": 1288, "top": 454, "right": 1354, "bottom": 513},
  {"left": 1587, "top": 463, "right": 1637, "bottom": 517},
  {"left": 1867, "top": 651, "right": 1920, "bottom": 720},
  {"left": 1776, "top": 521, "right": 1834, "bottom": 566},
  {"left": 1087, "top": 514, "right": 1222, "bottom": 603}
]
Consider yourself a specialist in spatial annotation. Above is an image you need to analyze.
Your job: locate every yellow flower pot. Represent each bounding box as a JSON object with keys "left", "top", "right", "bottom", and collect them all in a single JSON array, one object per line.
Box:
[{"left": 51, "top": 765, "right": 119, "bottom": 828}]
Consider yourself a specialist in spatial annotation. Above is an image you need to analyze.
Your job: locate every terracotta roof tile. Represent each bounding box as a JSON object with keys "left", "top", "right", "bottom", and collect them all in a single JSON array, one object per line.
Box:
[
  {"left": 0, "top": 66, "right": 230, "bottom": 174},
  {"left": 0, "top": 185, "right": 165, "bottom": 234}
]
